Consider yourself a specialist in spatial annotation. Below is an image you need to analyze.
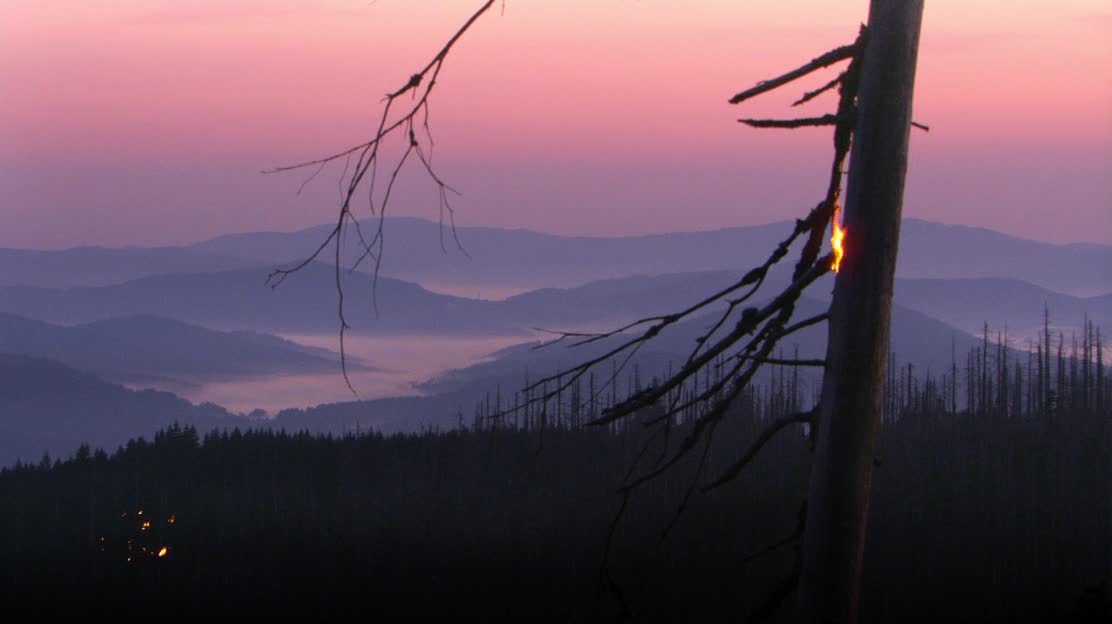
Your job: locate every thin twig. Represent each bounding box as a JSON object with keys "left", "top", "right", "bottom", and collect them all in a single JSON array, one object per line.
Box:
[
  {"left": 792, "top": 73, "right": 844, "bottom": 107},
  {"left": 702, "top": 409, "right": 815, "bottom": 493},
  {"left": 729, "top": 42, "right": 859, "bottom": 104},
  {"left": 262, "top": 0, "right": 497, "bottom": 387}
]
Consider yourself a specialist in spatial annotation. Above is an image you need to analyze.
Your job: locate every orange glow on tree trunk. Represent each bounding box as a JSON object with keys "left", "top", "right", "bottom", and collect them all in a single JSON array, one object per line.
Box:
[{"left": 831, "top": 204, "right": 846, "bottom": 273}]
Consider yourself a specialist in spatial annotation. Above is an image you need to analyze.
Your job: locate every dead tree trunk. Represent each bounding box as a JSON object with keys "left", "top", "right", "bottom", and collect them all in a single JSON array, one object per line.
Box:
[{"left": 795, "top": 1, "right": 924, "bottom": 622}]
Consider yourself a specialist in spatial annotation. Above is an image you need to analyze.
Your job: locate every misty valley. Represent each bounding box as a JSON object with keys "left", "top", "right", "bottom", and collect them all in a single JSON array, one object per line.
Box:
[{"left": 0, "top": 217, "right": 1108, "bottom": 621}]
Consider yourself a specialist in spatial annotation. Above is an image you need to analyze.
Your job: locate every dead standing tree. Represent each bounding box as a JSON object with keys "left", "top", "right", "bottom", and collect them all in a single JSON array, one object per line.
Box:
[
  {"left": 266, "top": 1, "right": 924, "bottom": 621},
  {"left": 797, "top": 1, "right": 924, "bottom": 622}
]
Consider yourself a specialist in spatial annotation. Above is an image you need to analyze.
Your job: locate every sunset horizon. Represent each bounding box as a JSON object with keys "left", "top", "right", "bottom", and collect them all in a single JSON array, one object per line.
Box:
[{"left": 2, "top": 0, "right": 1109, "bottom": 248}]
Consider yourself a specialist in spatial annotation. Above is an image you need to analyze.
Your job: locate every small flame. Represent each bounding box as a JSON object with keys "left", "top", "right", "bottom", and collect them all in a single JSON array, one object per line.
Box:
[
  {"left": 831, "top": 204, "right": 846, "bottom": 273},
  {"left": 157, "top": 546, "right": 169, "bottom": 558}
]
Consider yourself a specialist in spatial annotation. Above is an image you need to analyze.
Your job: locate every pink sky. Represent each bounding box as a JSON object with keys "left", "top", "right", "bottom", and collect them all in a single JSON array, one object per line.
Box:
[{"left": 1, "top": 0, "right": 1109, "bottom": 248}]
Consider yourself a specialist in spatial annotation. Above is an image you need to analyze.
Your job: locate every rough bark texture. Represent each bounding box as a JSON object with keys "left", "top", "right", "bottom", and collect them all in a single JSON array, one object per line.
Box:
[{"left": 795, "top": 1, "right": 925, "bottom": 623}]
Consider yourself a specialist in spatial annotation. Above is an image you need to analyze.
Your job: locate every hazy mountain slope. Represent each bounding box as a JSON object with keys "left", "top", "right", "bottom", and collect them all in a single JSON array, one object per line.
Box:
[
  {"left": 0, "top": 290, "right": 985, "bottom": 461},
  {"left": 890, "top": 278, "right": 1111, "bottom": 338},
  {"left": 1088, "top": 293, "right": 1112, "bottom": 314},
  {"left": 894, "top": 220, "right": 1110, "bottom": 296},
  {"left": 0, "top": 354, "right": 247, "bottom": 467},
  {"left": 272, "top": 297, "right": 980, "bottom": 437},
  {"left": 0, "top": 264, "right": 753, "bottom": 337},
  {"left": 501, "top": 270, "right": 1107, "bottom": 340},
  {"left": 0, "top": 314, "right": 357, "bottom": 385},
  {"left": 0, "top": 263, "right": 507, "bottom": 334},
  {"left": 5, "top": 217, "right": 1107, "bottom": 296},
  {"left": 194, "top": 216, "right": 1110, "bottom": 296},
  {"left": 421, "top": 297, "right": 979, "bottom": 397},
  {"left": 193, "top": 217, "right": 792, "bottom": 295},
  {"left": 0, "top": 245, "right": 258, "bottom": 288},
  {"left": 499, "top": 270, "right": 766, "bottom": 329},
  {"left": 3, "top": 259, "right": 1096, "bottom": 347}
]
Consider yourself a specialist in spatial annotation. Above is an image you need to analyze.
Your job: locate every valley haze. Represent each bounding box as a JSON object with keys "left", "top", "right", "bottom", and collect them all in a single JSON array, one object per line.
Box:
[{"left": 0, "top": 217, "right": 1106, "bottom": 466}]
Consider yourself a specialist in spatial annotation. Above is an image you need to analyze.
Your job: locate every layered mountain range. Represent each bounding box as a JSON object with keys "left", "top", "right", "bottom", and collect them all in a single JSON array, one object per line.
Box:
[{"left": 1, "top": 217, "right": 1106, "bottom": 466}]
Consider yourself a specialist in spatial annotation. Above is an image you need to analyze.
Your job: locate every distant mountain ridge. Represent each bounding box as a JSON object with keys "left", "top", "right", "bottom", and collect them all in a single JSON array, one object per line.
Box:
[
  {"left": 0, "top": 245, "right": 260, "bottom": 289},
  {"left": 3, "top": 219, "right": 1103, "bottom": 468},
  {"left": 0, "top": 313, "right": 358, "bottom": 386},
  {"left": 0, "top": 353, "right": 247, "bottom": 467},
  {"left": 886, "top": 277, "right": 1111, "bottom": 338},
  {"left": 1, "top": 217, "right": 1106, "bottom": 296},
  {"left": 0, "top": 263, "right": 1103, "bottom": 343},
  {"left": 0, "top": 264, "right": 506, "bottom": 334}
]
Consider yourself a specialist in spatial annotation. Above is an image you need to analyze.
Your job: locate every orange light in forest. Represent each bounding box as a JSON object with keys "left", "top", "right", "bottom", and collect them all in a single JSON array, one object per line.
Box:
[
  {"left": 831, "top": 204, "right": 846, "bottom": 273},
  {"left": 157, "top": 546, "right": 169, "bottom": 558}
]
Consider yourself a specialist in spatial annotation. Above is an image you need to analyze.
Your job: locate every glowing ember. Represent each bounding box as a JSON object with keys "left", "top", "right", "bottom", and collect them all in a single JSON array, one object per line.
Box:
[
  {"left": 831, "top": 204, "right": 846, "bottom": 273},
  {"left": 109, "top": 509, "right": 179, "bottom": 563}
]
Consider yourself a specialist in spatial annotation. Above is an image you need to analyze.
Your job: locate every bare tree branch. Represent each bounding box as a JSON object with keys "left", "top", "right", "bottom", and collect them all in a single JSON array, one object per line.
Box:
[
  {"left": 739, "top": 114, "right": 840, "bottom": 129},
  {"left": 740, "top": 501, "right": 809, "bottom": 566},
  {"left": 793, "top": 73, "right": 845, "bottom": 107},
  {"left": 656, "top": 419, "right": 719, "bottom": 546},
  {"left": 262, "top": 1, "right": 498, "bottom": 391},
  {"left": 702, "top": 409, "right": 816, "bottom": 493},
  {"left": 729, "top": 41, "right": 859, "bottom": 104}
]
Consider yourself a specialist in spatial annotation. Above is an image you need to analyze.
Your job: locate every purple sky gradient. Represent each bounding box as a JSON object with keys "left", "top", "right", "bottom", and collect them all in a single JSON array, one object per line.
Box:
[{"left": 1, "top": 1, "right": 1109, "bottom": 249}]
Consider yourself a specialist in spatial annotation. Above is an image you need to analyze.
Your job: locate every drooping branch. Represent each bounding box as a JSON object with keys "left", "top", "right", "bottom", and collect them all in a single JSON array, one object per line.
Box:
[
  {"left": 264, "top": 0, "right": 497, "bottom": 176},
  {"left": 486, "top": 32, "right": 872, "bottom": 597},
  {"left": 494, "top": 29, "right": 869, "bottom": 450},
  {"left": 585, "top": 255, "right": 833, "bottom": 429},
  {"left": 261, "top": 1, "right": 497, "bottom": 391},
  {"left": 703, "top": 409, "right": 816, "bottom": 492},
  {"left": 616, "top": 305, "right": 798, "bottom": 493},
  {"left": 741, "top": 501, "right": 809, "bottom": 565},
  {"left": 655, "top": 419, "right": 720, "bottom": 546},
  {"left": 740, "top": 356, "right": 826, "bottom": 367}
]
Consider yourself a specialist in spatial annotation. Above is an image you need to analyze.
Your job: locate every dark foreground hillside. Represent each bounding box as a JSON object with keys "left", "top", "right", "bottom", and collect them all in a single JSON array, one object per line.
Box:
[{"left": 1, "top": 401, "right": 1108, "bottom": 622}]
